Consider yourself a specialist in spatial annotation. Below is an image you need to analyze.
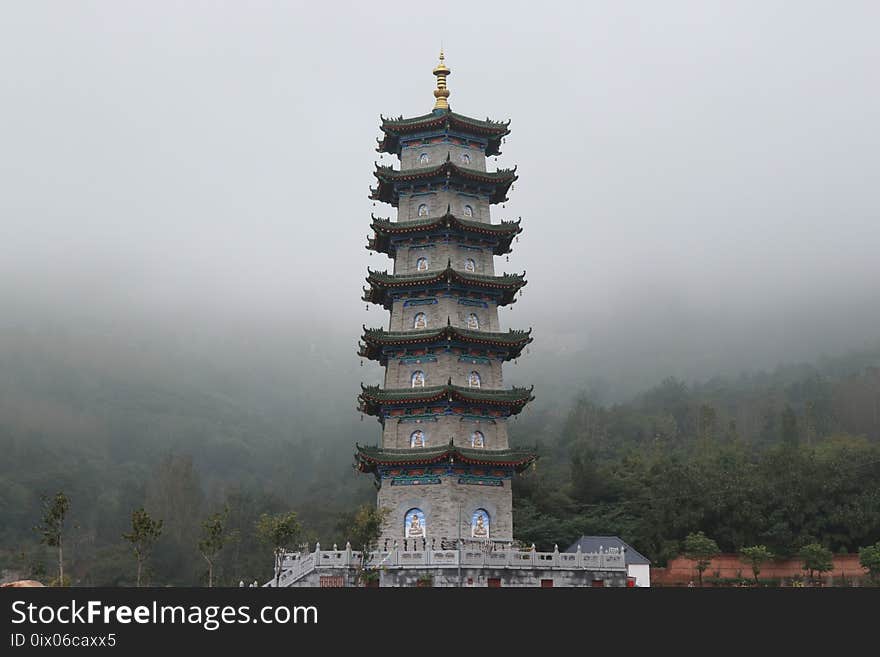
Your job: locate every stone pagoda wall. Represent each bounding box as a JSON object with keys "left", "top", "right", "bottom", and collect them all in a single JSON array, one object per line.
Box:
[
  {"left": 380, "top": 415, "right": 509, "bottom": 450},
  {"left": 399, "top": 142, "right": 487, "bottom": 171},
  {"left": 383, "top": 353, "right": 504, "bottom": 389},
  {"left": 394, "top": 244, "right": 495, "bottom": 275},
  {"left": 397, "top": 190, "right": 491, "bottom": 223},
  {"left": 363, "top": 103, "right": 527, "bottom": 546},
  {"left": 389, "top": 297, "right": 501, "bottom": 333},
  {"left": 377, "top": 476, "right": 513, "bottom": 543}
]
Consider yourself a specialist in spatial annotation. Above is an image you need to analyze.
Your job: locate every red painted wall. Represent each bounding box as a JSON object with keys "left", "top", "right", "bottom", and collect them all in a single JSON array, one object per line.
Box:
[{"left": 652, "top": 553, "right": 867, "bottom": 586}]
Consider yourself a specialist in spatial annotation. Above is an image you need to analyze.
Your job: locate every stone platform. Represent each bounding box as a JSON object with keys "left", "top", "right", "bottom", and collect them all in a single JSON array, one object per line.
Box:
[{"left": 265, "top": 543, "right": 629, "bottom": 588}]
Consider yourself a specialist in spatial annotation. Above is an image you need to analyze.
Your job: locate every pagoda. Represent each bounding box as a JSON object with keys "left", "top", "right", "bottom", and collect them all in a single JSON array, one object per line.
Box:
[
  {"left": 356, "top": 51, "right": 537, "bottom": 547},
  {"left": 264, "top": 54, "right": 630, "bottom": 587}
]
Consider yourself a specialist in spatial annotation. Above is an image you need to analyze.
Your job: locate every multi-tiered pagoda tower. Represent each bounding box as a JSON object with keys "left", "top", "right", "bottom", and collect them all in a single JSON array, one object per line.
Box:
[
  {"left": 265, "top": 54, "right": 628, "bottom": 587},
  {"left": 356, "top": 52, "right": 537, "bottom": 547}
]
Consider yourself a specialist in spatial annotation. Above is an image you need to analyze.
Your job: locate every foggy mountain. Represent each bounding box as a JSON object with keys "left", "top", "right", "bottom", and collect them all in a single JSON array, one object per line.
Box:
[{"left": 1, "top": 2, "right": 878, "bottom": 583}]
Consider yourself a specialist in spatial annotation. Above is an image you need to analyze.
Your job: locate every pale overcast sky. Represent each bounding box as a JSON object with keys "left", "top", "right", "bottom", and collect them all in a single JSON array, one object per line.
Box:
[{"left": 1, "top": 1, "right": 878, "bottom": 395}]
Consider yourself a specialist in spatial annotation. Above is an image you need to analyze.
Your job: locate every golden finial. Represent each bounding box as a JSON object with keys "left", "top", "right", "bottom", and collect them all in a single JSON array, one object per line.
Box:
[{"left": 432, "top": 49, "right": 451, "bottom": 111}]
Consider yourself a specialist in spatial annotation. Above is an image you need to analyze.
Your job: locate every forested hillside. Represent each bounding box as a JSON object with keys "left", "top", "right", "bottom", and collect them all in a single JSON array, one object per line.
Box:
[
  {"left": 1, "top": 324, "right": 878, "bottom": 584},
  {"left": 0, "top": 325, "right": 375, "bottom": 585},
  {"left": 511, "top": 347, "right": 880, "bottom": 563}
]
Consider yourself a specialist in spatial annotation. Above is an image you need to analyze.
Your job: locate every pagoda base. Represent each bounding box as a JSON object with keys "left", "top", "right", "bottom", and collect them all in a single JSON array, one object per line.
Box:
[
  {"left": 377, "top": 474, "right": 513, "bottom": 545},
  {"left": 265, "top": 544, "right": 629, "bottom": 588},
  {"left": 382, "top": 566, "right": 628, "bottom": 587},
  {"left": 276, "top": 566, "right": 627, "bottom": 588}
]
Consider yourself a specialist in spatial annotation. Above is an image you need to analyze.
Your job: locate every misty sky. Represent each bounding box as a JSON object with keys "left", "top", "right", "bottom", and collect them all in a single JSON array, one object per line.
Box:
[{"left": 2, "top": 1, "right": 878, "bottom": 398}]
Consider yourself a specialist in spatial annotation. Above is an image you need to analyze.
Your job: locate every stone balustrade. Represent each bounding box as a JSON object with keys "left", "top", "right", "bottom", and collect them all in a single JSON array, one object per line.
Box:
[{"left": 268, "top": 541, "right": 626, "bottom": 586}]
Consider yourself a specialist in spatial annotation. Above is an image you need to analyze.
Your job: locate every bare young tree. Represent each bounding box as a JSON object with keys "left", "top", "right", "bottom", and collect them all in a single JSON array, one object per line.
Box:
[
  {"left": 36, "top": 492, "right": 70, "bottom": 586},
  {"left": 255, "top": 512, "right": 301, "bottom": 587},
  {"left": 122, "top": 508, "right": 163, "bottom": 587},
  {"left": 198, "top": 507, "right": 235, "bottom": 587},
  {"left": 347, "top": 505, "right": 390, "bottom": 586}
]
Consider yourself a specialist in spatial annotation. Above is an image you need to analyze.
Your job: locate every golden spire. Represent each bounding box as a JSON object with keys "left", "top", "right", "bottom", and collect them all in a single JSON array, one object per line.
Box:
[{"left": 432, "top": 49, "right": 451, "bottom": 110}]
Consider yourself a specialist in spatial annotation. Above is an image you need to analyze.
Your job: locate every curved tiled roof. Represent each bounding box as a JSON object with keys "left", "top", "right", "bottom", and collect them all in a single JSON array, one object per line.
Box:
[
  {"left": 367, "top": 212, "right": 522, "bottom": 257},
  {"left": 363, "top": 264, "right": 526, "bottom": 309},
  {"left": 369, "top": 160, "right": 517, "bottom": 206},
  {"left": 358, "top": 325, "right": 532, "bottom": 364},
  {"left": 357, "top": 382, "right": 534, "bottom": 417},
  {"left": 355, "top": 442, "right": 537, "bottom": 473},
  {"left": 377, "top": 109, "right": 511, "bottom": 156}
]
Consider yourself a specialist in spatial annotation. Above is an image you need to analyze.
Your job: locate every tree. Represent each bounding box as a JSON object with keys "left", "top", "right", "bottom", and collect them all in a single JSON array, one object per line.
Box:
[
  {"left": 255, "top": 512, "right": 301, "bottom": 587},
  {"left": 858, "top": 542, "right": 880, "bottom": 585},
  {"left": 740, "top": 545, "right": 774, "bottom": 584},
  {"left": 570, "top": 448, "right": 602, "bottom": 503},
  {"left": 799, "top": 543, "right": 833, "bottom": 583},
  {"left": 198, "top": 508, "right": 236, "bottom": 587},
  {"left": 683, "top": 531, "right": 720, "bottom": 587},
  {"left": 218, "top": 486, "right": 285, "bottom": 585},
  {"left": 122, "top": 508, "right": 163, "bottom": 587},
  {"left": 35, "top": 492, "right": 70, "bottom": 586},
  {"left": 697, "top": 404, "right": 717, "bottom": 454},
  {"left": 345, "top": 505, "right": 390, "bottom": 586},
  {"left": 781, "top": 405, "right": 799, "bottom": 447},
  {"left": 145, "top": 454, "right": 205, "bottom": 584}
]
